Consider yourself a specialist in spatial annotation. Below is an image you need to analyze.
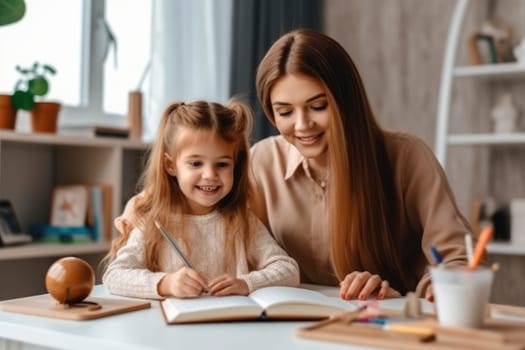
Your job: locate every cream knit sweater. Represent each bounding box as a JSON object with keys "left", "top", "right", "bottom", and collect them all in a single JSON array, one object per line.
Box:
[{"left": 103, "top": 209, "right": 300, "bottom": 299}]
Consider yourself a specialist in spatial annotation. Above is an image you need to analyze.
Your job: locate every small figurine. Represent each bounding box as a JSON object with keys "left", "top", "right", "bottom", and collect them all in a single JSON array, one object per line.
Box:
[
  {"left": 491, "top": 93, "right": 519, "bottom": 133},
  {"left": 480, "top": 19, "right": 514, "bottom": 62},
  {"left": 402, "top": 292, "right": 422, "bottom": 319},
  {"left": 513, "top": 37, "right": 525, "bottom": 64}
]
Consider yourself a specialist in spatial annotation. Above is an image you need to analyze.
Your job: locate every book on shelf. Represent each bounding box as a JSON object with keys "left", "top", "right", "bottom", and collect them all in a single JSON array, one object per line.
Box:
[
  {"left": 94, "top": 126, "right": 129, "bottom": 138},
  {"left": 85, "top": 183, "right": 113, "bottom": 242},
  {"left": 160, "top": 286, "right": 357, "bottom": 324},
  {"left": 467, "top": 33, "right": 499, "bottom": 65},
  {"left": 59, "top": 125, "right": 130, "bottom": 139},
  {"left": 48, "top": 183, "right": 113, "bottom": 243},
  {"left": 50, "top": 185, "right": 89, "bottom": 227}
]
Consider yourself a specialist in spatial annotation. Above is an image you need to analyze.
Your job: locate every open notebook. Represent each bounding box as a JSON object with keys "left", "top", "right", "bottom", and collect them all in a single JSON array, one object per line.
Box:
[{"left": 160, "top": 286, "right": 357, "bottom": 324}]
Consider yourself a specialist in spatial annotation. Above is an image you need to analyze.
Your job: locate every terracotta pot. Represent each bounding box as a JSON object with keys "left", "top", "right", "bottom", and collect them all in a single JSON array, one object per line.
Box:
[
  {"left": 0, "top": 94, "right": 17, "bottom": 130},
  {"left": 30, "top": 101, "right": 61, "bottom": 133}
]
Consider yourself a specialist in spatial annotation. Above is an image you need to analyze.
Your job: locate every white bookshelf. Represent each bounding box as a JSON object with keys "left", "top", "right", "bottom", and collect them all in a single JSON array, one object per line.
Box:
[
  {"left": 447, "top": 133, "right": 525, "bottom": 145},
  {"left": 0, "top": 130, "right": 149, "bottom": 246},
  {"left": 436, "top": 0, "right": 525, "bottom": 264},
  {"left": 0, "top": 130, "right": 149, "bottom": 300},
  {"left": 435, "top": 0, "right": 525, "bottom": 163},
  {"left": 454, "top": 62, "right": 525, "bottom": 80}
]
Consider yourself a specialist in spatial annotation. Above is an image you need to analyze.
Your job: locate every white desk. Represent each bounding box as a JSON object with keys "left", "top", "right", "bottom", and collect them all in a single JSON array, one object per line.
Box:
[{"left": 0, "top": 285, "right": 435, "bottom": 350}]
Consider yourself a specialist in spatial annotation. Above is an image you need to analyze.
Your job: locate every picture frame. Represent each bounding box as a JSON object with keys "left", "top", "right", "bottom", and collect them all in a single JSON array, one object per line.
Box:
[
  {"left": 50, "top": 185, "right": 89, "bottom": 227},
  {"left": 0, "top": 199, "right": 32, "bottom": 245},
  {"left": 0, "top": 199, "right": 22, "bottom": 234}
]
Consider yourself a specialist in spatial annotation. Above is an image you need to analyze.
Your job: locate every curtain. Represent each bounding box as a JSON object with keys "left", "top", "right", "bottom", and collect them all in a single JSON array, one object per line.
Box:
[
  {"left": 145, "top": 0, "right": 233, "bottom": 141},
  {"left": 229, "top": 0, "right": 322, "bottom": 142}
]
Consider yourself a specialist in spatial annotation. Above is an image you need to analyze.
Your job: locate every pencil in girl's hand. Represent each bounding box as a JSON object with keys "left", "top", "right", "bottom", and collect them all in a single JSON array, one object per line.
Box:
[
  {"left": 468, "top": 226, "right": 494, "bottom": 269},
  {"left": 429, "top": 245, "right": 443, "bottom": 267},
  {"left": 154, "top": 220, "right": 210, "bottom": 294},
  {"left": 154, "top": 220, "right": 194, "bottom": 268}
]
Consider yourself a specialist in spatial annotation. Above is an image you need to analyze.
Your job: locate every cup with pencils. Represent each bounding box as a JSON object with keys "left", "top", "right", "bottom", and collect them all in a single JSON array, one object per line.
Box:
[{"left": 429, "top": 226, "right": 495, "bottom": 328}]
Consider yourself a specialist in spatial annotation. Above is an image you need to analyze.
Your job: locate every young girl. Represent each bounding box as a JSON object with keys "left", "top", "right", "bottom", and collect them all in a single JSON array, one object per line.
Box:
[{"left": 102, "top": 100, "right": 299, "bottom": 299}]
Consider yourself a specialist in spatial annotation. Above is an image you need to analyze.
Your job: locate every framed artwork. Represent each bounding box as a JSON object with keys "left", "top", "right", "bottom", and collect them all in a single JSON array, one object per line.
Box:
[
  {"left": 0, "top": 199, "right": 33, "bottom": 245},
  {"left": 50, "top": 185, "right": 89, "bottom": 227}
]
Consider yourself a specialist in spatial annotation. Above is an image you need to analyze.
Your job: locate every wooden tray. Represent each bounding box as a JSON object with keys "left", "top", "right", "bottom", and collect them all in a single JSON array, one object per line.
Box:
[
  {"left": 1, "top": 294, "right": 151, "bottom": 320},
  {"left": 296, "top": 308, "right": 525, "bottom": 350}
]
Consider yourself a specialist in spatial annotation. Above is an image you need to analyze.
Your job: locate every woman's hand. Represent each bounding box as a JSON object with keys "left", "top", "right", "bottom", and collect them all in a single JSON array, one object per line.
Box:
[
  {"left": 208, "top": 274, "right": 249, "bottom": 296},
  {"left": 158, "top": 267, "right": 209, "bottom": 298},
  {"left": 425, "top": 283, "right": 434, "bottom": 302},
  {"left": 339, "top": 271, "right": 401, "bottom": 300}
]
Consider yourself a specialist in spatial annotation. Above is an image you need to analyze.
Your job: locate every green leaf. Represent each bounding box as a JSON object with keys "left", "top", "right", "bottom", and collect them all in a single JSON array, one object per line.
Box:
[
  {"left": 15, "top": 65, "right": 30, "bottom": 75},
  {"left": 0, "top": 0, "right": 26, "bottom": 26},
  {"left": 43, "top": 64, "right": 57, "bottom": 75},
  {"left": 12, "top": 90, "right": 34, "bottom": 111},
  {"left": 28, "top": 77, "right": 48, "bottom": 96}
]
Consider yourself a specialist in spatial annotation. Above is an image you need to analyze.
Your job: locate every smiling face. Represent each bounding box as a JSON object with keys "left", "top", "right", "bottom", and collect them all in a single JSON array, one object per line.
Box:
[
  {"left": 270, "top": 73, "right": 331, "bottom": 161},
  {"left": 164, "top": 127, "right": 235, "bottom": 215}
]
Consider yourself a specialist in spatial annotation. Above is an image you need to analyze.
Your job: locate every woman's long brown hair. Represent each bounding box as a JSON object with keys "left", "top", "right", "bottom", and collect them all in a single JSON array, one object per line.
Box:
[{"left": 256, "top": 29, "right": 409, "bottom": 293}]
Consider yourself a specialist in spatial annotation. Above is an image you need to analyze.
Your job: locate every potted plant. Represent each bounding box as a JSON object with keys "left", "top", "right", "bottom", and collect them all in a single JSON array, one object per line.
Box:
[{"left": 12, "top": 61, "right": 61, "bottom": 133}]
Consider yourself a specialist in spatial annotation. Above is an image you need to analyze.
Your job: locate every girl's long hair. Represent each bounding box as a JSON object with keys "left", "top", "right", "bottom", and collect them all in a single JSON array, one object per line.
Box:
[
  {"left": 256, "top": 29, "right": 409, "bottom": 293},
  {"left": 102, "top": 100, "right": 254, "bottom": 272}
]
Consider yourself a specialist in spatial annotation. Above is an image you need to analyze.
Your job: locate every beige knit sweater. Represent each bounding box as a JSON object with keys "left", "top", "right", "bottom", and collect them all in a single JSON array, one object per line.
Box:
[{"left": 103, "top": 207, "right": 300, "bottom": 299}]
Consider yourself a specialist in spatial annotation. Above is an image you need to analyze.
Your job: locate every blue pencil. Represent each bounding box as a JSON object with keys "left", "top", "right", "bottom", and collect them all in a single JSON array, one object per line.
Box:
[{"left": 430, "top": 245, "right": 443, "bottom": 266}]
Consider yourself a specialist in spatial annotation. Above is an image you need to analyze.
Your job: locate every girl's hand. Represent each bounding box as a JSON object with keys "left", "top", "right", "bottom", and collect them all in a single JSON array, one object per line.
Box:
[
  {"left": 158, "top": 267, "right": 208, "bottom": 298},
  {"left": 208, "top": 274, "right": 249, "bottom": 296},
  {"left": 339, "top": 271, "right": 401, "bottom": 300}
]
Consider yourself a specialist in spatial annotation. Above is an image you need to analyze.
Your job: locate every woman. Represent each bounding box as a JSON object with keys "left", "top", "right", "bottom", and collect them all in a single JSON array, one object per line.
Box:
[{"left": 250, "top": 28, "right": 470, "bottom": 301}]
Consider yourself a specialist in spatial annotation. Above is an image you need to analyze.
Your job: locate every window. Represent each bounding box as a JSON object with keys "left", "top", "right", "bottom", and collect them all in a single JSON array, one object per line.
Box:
[
  {"left": 0, "top": 0, "right": 152, "bottom": 128},
  {"left": 0, "top": 0, "right": 84, "bottom": 106},
  {"left": 103, "top": 0, "right": 151, "bottom": 116}
]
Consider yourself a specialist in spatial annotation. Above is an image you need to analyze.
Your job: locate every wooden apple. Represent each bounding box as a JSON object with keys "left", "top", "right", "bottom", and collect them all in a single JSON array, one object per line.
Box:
[{"left": 45, "top": 257, "right": 95, "bottom": 304}]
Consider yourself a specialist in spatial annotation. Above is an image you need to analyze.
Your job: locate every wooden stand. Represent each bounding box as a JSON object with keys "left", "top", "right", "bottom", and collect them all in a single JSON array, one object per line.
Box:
[
  {"left": 2, "top": 293, "right": 151, "bottom": 320},
  {"left": 297, "top": 307, "right": 525, "bottom": 350},
  {"left": 127, "top": 91, "right": 142, "bottom": 140}
]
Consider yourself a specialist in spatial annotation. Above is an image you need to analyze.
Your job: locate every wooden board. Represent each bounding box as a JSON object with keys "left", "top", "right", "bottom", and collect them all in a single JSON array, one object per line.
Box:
[
  {"left": 296, "top": 308, "right": 525, "bottom": 350},
  {"left": 1, "top": 294, "right": 151, "bottom": 320}
]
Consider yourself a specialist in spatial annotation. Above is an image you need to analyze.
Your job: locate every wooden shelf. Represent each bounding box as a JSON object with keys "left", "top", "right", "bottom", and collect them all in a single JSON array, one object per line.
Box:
[
  {"left": 454, "top": 62, "right": 525, "bottom": 80},
  {"left": 0, "top": 242, "right": 110, "bottom": 261},
  {"left": 434, "top": 0, "right": 525, "bottom": 164},
  {"left": 487, "top": 242, "right": 525, "bottom": 256},
  {"left": 448, "top": 133, "right": 525, "bottom": 145},
  {"left": 0, "top": 130, "right": 149, "bottom": 150}
]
